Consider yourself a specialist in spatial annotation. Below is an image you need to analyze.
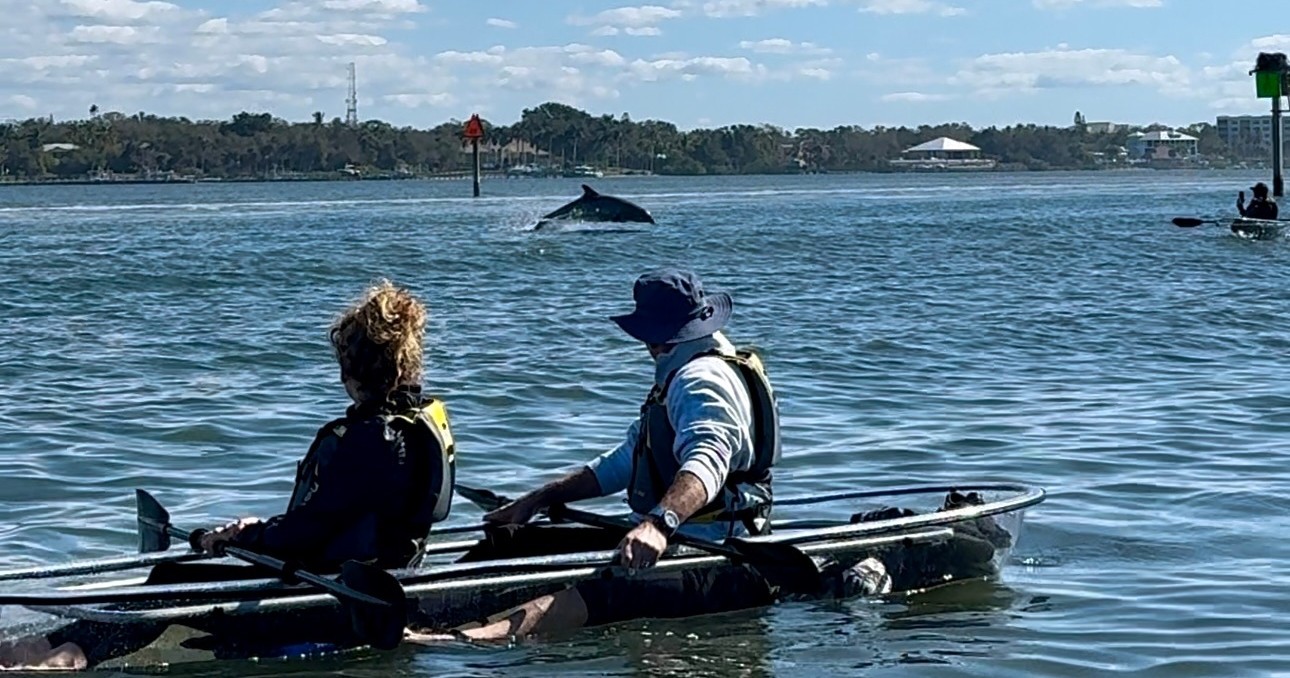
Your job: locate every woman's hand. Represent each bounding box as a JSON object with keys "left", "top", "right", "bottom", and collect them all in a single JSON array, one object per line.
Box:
[{"left": 197, "top": 517, "right": 261, "bottom": 554}]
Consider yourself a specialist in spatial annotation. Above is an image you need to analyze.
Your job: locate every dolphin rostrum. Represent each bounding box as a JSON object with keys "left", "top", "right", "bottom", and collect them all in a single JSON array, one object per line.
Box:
[{"left": 535, "top": 185, "right": 655, "bottom": 230}]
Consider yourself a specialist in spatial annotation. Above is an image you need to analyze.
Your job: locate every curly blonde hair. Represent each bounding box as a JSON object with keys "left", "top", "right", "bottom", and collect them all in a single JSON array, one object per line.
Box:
[{"left": 330, "top": 280, "right": 427, "bottom": 401}]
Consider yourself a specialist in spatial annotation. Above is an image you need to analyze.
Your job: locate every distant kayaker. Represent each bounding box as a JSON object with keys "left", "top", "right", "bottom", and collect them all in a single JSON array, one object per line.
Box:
[
  {"left": 407, "top": 268, "right": 795, "bottom": 642},
  {"left": 0, "top": 280, "right": 456, "bottom": 671},
  {"left": 1238, "top": 182, "right": 1279, "bottom": 220}
]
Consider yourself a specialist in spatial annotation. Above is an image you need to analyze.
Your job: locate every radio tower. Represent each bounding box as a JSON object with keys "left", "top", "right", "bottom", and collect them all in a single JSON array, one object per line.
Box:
[{"left": 345, "top": 62, "right": 358, "bottom": 127}]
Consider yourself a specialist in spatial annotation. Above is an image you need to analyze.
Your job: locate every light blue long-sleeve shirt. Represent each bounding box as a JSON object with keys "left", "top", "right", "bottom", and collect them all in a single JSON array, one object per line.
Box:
[{"left": 586, "top": 331, "right": 758, "bottom": 540}]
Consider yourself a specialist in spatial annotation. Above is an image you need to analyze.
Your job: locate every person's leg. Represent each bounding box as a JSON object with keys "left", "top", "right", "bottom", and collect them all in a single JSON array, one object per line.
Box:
[
  {"left": 406, "top": 563, "right": 776, "bottom": 644},
  {"left": 0, "top": 635, "right": 88, "bottom": 670},
  {"left": 0, "top": 562, "right": 272, "bottom": 670},
  {"left": 402, "top": 524, "right": 624, "bottom": 642},
  {"left": 430, "top": 587, "right": 592, "bottom": 642}
]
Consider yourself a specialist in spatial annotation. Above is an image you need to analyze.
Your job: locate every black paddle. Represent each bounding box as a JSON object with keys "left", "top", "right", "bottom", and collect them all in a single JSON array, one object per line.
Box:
[
  {"left": 135, "top": 490, "right": 408, "bottom": 650},
  {"left": 1173, "top": 216, "right": 1290, "bottom": 228},
  {"left": 1172, "top": 217, "right": 1220, "bottom": 228},
  {"left": 454, "top": 485, "right": 825, "bottom": 595}
]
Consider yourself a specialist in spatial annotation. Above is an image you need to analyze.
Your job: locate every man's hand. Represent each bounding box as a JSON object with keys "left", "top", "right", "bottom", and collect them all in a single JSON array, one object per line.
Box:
[
  {"left": 483, "top": 497, "right": 541, "bottom": 526},
  {"left": 197, "top": 517, "right": 261, "bottom": 554},
  {"left": 617, "top": 519, "right": 669, "bottom": 570}
]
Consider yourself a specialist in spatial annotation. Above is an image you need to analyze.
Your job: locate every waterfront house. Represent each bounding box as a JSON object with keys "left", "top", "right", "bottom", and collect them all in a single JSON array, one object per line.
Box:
[
  {"left": 890, "top": 137, "right": 996, "bottom": 171},
  {"left": 1126, "top": 130, "right": 1198, "bottom": 160}
]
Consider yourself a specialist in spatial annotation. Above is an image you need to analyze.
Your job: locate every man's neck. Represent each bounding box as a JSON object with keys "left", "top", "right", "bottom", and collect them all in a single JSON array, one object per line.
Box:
[{"left": 652, "top": 332, "right": 733, "bottom": 386}]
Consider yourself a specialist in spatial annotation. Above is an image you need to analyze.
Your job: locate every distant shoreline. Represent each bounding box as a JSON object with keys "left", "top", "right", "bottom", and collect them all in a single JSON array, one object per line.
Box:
[{"left": 1, "top": 165, "right": 1241, "bottom": 189}]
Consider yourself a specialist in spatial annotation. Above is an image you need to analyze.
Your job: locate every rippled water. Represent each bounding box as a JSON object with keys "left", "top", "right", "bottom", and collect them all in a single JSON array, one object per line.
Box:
[{"left": 2, "top": 171, "right": 1288, "bottom": 676}]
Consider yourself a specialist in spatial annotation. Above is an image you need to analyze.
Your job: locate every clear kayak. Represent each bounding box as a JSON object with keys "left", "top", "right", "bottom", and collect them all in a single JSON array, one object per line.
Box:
[
  {"left": 1230, "top": 217, "right": 1283, "bottom": 239},
  {"left": 7, "top": 483, "right": 1044, "bottom": 626}
]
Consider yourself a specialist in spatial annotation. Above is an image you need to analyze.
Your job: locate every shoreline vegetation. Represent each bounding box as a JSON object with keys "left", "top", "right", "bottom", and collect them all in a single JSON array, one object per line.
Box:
[{"left": 0, "top": 101, "right": 1260, "bottom": 186}]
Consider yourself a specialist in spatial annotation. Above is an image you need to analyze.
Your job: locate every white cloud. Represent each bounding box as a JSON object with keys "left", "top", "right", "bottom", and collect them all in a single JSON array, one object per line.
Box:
[
  {"left": 195, "top": 18, "right": 228, "bottom": 34},
  {"left": 1034, "top": 0, "right": 1162, "bottom": 8},
  {"left": 881, "top": 91, "right": 951, "bottom": 102},
  {"left": 57, "top": 0, "right": 179, "bottom": 23},
  {"left": 486, "top": 17, "right": 518, "bottom": 29},
  {"left": 383, "top": 92, "right": 455, "bottom": 107},
  {"left": 570, "top": 5, "right": 683, "bottom": 27},
  {"left": 434, "top": 49, "right": 505, "bottom": 66},
  {"left": 857, "top": 0, "right": 966, "bottom": 16},
  {"left": 568, "top": 48, "right": 628, "bottom": 67},
  {"left": 624, "top": 56, "right": 768, "bottom": 83},
  {"left": 569, "top": 4, "right": 681, "bottom": 35},
  {"left": 952, "top": 47, "right": 1190, "bottom": 96},
  {"left": 7, "top": 94, "right": 39, "bottom": 109},
  {"left": 700, "top": 0, "right": 827, "bottom": 18},
  {"left": 738, "top": 38, "right": 830, "bottom": 55},
  {"left": 69, "top": 25, "right": 162, "bottom": 45},
  {"left": 426, "top": 45, "right": 628, "bottom": 105},
  {"left": 1251, "top": 35, "right": 1290, "bottom": 52},
  {"left": 316, "top": 33, "right": 389, "bottom": 46},
  {"left": 320, "top": 0, "right": 425, "bottom": 14}
]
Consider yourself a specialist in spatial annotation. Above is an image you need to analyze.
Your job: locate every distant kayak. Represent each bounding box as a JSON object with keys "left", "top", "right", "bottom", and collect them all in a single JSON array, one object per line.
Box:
[{"left": 1230, "top": 218, "right": 1283, "bottom": 240}]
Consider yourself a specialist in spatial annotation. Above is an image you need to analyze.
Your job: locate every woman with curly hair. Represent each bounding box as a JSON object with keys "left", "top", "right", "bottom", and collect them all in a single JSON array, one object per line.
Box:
[
  {"left": 198, "top": 279, "right": 456, "bottom": 570},
  {"left": 1, "top": 280, "right": 456, "bottom": 671}
]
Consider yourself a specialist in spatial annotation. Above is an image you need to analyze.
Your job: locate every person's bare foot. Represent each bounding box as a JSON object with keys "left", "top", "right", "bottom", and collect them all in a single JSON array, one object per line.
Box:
[
  {"left": 403, "top": 626, "right": 511, "bottom": 645},
  {"left": 402, "top": 629, "right": 461, "bottom": 645},
  {"left": 0, "top": 638, "right": 87, "bottom": 671}
]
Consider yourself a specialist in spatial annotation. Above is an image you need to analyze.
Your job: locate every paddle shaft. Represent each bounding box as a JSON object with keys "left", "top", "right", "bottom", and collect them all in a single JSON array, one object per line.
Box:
[
  {"left": 1173, "top": 216, "right": 1290, "bottom": 228},
  {"left": 0, "top": 551, "right": 214, "bottom": 583},
  {"left": 168, "top": 524, "right": 393, "bottom": 609},
  {"left": 546, "top": 503, "right": 752, "bottom": 563},
  {"left": 455, "top": 487, "right": 815, "bottom": 574}
]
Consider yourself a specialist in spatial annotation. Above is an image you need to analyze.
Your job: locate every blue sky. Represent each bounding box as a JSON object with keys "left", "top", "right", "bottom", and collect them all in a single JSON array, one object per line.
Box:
[{"left": 1, "top": 0, "right": 1286, "bottom": 130}]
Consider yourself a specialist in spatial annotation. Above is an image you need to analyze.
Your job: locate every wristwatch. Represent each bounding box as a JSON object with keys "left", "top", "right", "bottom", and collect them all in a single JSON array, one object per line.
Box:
[{"left": 647, "top": 506, "right": 681, "bottom": 536}]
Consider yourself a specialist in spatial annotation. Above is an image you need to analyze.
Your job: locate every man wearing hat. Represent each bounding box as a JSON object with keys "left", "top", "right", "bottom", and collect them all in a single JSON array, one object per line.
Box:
[
  {"left": 424, "top": 268, "right": 785, "bottom": 640},
  {"left": 1238, "top": 182, "right": 1279, "bottom": 220}
]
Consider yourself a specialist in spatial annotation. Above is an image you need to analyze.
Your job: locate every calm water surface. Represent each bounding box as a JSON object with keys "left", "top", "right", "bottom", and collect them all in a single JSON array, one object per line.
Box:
[{"left": 1, "top": 171, "right": 1288, "bottom": 676}]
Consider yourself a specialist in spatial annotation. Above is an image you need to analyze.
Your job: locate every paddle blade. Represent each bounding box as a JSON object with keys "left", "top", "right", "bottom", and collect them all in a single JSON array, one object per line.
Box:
[
  {"left": 1172, "top": 217, "right": 1208, "bottom": 228},
  {"left": 135, "top": 490, "right": 172, "bottom": 553},
  {"left": 725, "top": 538, "right": 825, "bottom": 595},
  {"left": 339, "top": 561, "right": 408, "bottom": 651}
]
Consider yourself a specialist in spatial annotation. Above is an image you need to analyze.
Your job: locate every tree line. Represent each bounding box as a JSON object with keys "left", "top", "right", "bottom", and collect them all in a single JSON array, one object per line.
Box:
[{"left": 0, "top": 101, "right": 1237, "bottom": 180}]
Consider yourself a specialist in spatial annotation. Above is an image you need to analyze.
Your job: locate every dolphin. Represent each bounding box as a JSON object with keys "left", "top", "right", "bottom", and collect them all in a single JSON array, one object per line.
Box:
[{"left": 535, "top": 184, "right": 655, "bottom": 230}]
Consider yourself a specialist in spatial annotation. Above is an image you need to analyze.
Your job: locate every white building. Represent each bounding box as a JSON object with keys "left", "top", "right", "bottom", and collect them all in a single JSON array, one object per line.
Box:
[
  {"left": 1126, "top": 130, "right": 1198, "bottom": 160},
  {"left": 1084, "top": 122, "right": 1121, "bottom": 134},
  {"left": 1215, "top": 115, "right": 1282, "bottom": 156},
  {"left": 890, "top": 137, "right": 997, "bottom": 170}
]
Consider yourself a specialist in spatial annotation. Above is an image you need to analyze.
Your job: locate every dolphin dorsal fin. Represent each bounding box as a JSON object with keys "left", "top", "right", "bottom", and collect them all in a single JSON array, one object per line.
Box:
[{"left": 581, "top": 184, "right": 599, "bottom": 198}]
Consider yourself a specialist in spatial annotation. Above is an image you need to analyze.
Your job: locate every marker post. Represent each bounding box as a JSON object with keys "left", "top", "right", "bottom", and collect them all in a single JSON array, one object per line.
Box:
[{"left": 463, "top": 114, "right": 485, "bottom": 198}]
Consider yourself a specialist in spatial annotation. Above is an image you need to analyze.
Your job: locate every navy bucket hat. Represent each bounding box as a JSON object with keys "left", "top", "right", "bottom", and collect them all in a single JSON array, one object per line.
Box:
[{"left": 610, "top": 269, "right": 733, "bottom": 345}]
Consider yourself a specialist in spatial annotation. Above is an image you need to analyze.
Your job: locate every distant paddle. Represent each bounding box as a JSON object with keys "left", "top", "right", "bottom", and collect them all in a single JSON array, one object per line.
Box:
[
  {"left": 1171, "top": 217, "right": 1217, "bottom": 228},
  {"left": 1173, "top": 216, "right": 1290, "bottom": 228},
  {"left": 135, "top": 490, "right": 408, "bottom": 650},
  {"left": 455, "top": 485, "right": 825, "bottom": 595}
]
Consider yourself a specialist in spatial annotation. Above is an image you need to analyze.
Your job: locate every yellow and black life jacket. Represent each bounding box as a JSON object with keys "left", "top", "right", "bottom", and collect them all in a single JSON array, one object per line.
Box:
[{"left": 288, "top": 396, "right": 456, "bottom": 568}]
